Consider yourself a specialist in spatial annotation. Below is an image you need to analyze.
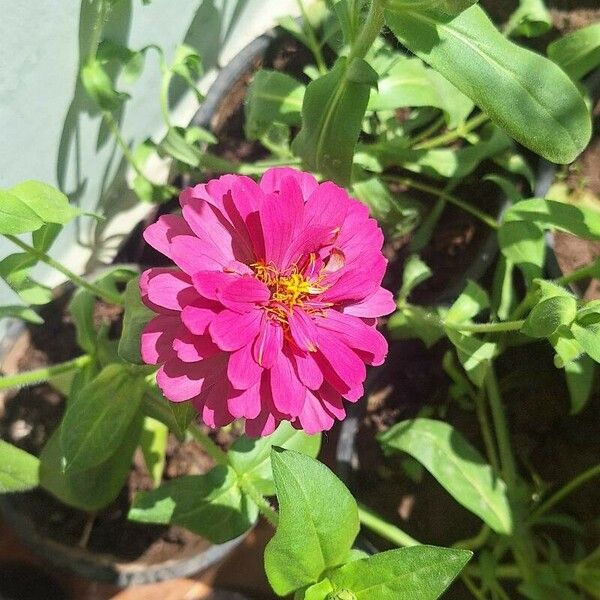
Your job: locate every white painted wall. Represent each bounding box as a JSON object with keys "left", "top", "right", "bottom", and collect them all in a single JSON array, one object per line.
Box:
[{"left": 0, "top": 0, "right": 299, "bottom": 304}]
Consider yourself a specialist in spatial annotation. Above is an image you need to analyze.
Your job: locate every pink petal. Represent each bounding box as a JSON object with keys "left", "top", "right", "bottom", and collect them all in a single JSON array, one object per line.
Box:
[
  {"left": 342, "top": 287, "right": 396, "bottom": 318},
  {"left": 295, "top": 389, "right": 335, "bottom": 434},
  {"left": 315, "top": 311, "right": 388, "bottom": 366},
  {"left": 170, "top": 235, "right": 229, "bottom": 274},
  {"left": 269, "top": 349, "right": 305, "bottom": 418},
  {"left": 173, "top": 330, "right": 220, "bottom": 362},
  {"left": 209, "top": 309, "right": 261, "bottom": 351},
  {"left": 140, "top": 315, "right": 179, "bottom": 364},
  {"left": 218, "top": 275, "right": 270, "bottom": 313},
  {"left": 245, "top": 409, "right": 278, "bottom": 438},
  {"left": 228, "top": 343, "right": 263, "bottom": 390},
  {"left": 319, "top": 382, "right": 346, "bottom": 420},
  {"left": 157, "top": 359, "right": 209, "bottom": 402},
  {"left": 303, "top": 181, "right": 349, "bottom": 234},
  {"left": 191, "top": 271, "right": 235, "bottom": 301},
  {"left": 200, "top": 384, "right": 236, "bottom": 428},
  {"left": 290, "top": 346, "right": 323, "bottom": 390},
  {"left": 320, "top": 254, "right": 387, "bottom": 303},
  {"left": 253, "top": 317, "right": 283, "bottom": 368},
  {"left": 143, "top": 269, "right": 198, "bottom": 312},
  {"left": 315, "top": 334, "right": 366, "bottom": 399},
  {"left": 227, "top": 380, "right": 262, "bottom": 419},
  {"left": 260, "top": 167, "right": 318, "bottom": 199},
  {"left": 143, "top": 214, "right": 192, "bottom": 260},
  {"left": 180, "top": 298, "right": 221, "bottom": 335},
  {"left": 288, "top": 308, "right": 319, "bottom": 352}
]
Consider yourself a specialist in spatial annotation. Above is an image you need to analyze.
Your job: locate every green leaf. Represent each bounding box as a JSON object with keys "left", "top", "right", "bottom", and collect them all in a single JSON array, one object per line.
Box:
[
  {"left": 292, "top": 57, "right": 377, "bottom": 185},
  {"left": 565, "top": 355, "right": 596, "bottom": 415},
  {"left": 379, "top": 419, "right": 512, "bottom": 533},
  {"left": 399, "top": 254, "right": 432, "bottom": 300},
  {"left": 446, "top": 280, "right": 489, "bottom": 324},
  {"left": 368, "top": 56, "right": 474, "bottom": 127},
  {"left": 445, "top": 329, "right": 497, "bottom": 387},
  {"left": 575, "top": 545, "right": 600, "bottom": 599},
  {"left": 0, "top": 305, "right": 43, "bottom": 324},
  {"left": 384, "top": 5, "right": 591, "bottom": 163},
  {"left": 571, "top": 320, "right": 600, "bottom": 363},
  {"left": 264, "top": 449, "right": 359, "bottom": 595},
  {"left": 9, "top": 180, "right": 80, "bottom": 224},
  {"left": 302, "top": 579, "right": 335, "bottom": 600},
  {"left": 383, "top": 0, "right": 478, "bottom": 16},
  {"left": 505, "top": 0, "right": 551, "bottom": 38},
  {"left": 159, "top": 127, "right": 202, "bottom": 166},
  {"left": 388, "top": 305, "right": 445, "bottom": 347},
  {"left": 81, "top": 59, "right": 128, "bottom": 111},
  {"left": 32, "top": 223, "right": 62, "bottom": 252},
  {"left": 245, "top": 70, "right": 304, "bottom": 140},
  {"left": 40, "top": 415, "right": 142, "bottom": 511},
  {"left": 96, "top": 39, "right": 146, "bottom": 83},
  {"left": 143, "top": 385, "right": 194, "bottom": 440},
  {"left": 0, "top": 189, "right": 44, "bottom": 234},
  {"left": 548, "top": 22, "right": 600, "bottom": 80},
  {"left": 550, "top": 329, "right": 584, "bottom": 368},
  {"left": 68, "top": 288, "right": 97, "bottom": 355},
  {"left": 0, "top": 253, "right": 53, "bottom": 306},
  {"left": 0, "top": 440, "right": 39, "bottom": 492},
  {"left": 140, "top": 416, "right": 168, "bottom": 487},
  {"left": 328, "top": 546, "right": 472, "bottom": 599},
  {"left": 522, "top": 296, "right": 577, "bottom": 338},
  {"left": 61, "top": 364, "right": 145, "bottom": 472},
  {"left": 129, "top": 465, "right": 257, "bottom": 544},
  {"left": 498, "top": 220, "right": 545, "bottom": 284},
  {"left": 352, "top": 177, "right": 421, "bottom": 238},
  {"left": 170, "top": 44, "right": 204, "bottom": 99},
  {"left": 119, "top": 277, "right": 154, "bottom": 364},
  {"left": 228, "top": 421, "right": 321, "bottom": 496}
]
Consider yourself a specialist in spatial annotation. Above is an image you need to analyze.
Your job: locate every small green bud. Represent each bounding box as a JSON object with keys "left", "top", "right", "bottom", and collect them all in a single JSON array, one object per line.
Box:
[{"left": 326, "top": 590, "right": 357, "bottom": 600}]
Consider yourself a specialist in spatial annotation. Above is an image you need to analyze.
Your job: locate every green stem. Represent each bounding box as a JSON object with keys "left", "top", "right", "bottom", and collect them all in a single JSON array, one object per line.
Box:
[
  {"left": 447, "top": 320, "right": 525, "bottom": 334},
  {"left": 465, "top": 564, "right": 522, "bottom": 580},
  {"left": 529, "top": 463, "right": 600, "bottom": 523},
  {"left": 102, "top": 111, "right": 147, "bottom": 180},
  {"left": 410, "top": 115, "right": 446, "bottom": 146},
  {"left": 453, "top": 524, "right": 491, "bottom": 551},
  {"left": 188, "top": 424, "right": 228, "bottom": 466},
  {"left": 296, "top": 0, "right": 327, "bottom": 74},
  {"left": 382, "top": 175, "right": 499, "bottom": 230},
  {"left": 88, "top": 0, "right": 112, "bottom": 59},
  {"left": 0, "top": 355, "right": 92, "bottom": 391},
  {"left": 159, "top": 63, "right": 173, "bottom": 127},
  {"left": 347, "top": 0, "right": 385, "bottom": 63},
  {"left": 413, "top": 113, "right": 490, "bottom": 150},
  {"left": 5, "top": 235, "right": 123, "bottom": 305},
  {"left": 239, "top": 475, "right": 280, "bottom": 528},
  {"left": 357, "top": 504, "right": 420, "bottom": 547},
  {"left": 475, "top": 390, "right": 501, "bottom": 475},
  {"left": 460, "top": 573, "right": 488, "bottom": 600},
  {"left": 485, "top": 366, "right": 538, "bottom": 585}
]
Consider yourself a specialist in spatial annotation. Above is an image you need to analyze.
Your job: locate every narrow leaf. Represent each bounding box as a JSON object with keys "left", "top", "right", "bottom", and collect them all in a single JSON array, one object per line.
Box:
[
  {"left": 0, "top": 440, "right": 39, "bottom": 493},
  {"left": 548, "top": 22, "right": 600, "bottom": 80}
]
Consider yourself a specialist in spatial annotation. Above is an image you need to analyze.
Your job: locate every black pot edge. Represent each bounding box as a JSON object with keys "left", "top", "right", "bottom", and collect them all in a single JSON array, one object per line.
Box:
[{"left": 0, "top": 29, "right": 280, "bottom": 590}]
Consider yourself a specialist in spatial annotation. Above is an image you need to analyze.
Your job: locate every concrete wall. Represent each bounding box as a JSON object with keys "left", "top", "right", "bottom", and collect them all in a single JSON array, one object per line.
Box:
[{"left": 0, "top": 0, "right": 299, "bottom": 303}]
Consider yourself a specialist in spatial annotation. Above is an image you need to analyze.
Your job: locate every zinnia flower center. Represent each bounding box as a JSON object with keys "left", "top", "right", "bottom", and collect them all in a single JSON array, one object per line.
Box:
[{"left": 252, "top": 260, "right": 325, "bottom": 324}]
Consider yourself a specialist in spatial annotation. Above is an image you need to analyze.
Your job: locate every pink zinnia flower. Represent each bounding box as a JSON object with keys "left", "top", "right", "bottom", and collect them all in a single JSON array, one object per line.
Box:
[{"left": 140, "top": 168, "right": 395, "bottom": 436}]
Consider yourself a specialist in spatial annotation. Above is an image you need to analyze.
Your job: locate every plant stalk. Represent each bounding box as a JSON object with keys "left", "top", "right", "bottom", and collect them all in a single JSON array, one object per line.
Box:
[
  {"left": 413, "top": 113, "right": 490, "bottom": 150},
  {"left": 447, "top": 320, "right": 525, "bottom": 334},
  {"left": 347, "top": 0, "right": 385, "bottom": 63},
  {"left": 0, "top": 355, "right": 92, "bottom": 391},
  {"left": 188, "top": 424, "right": 229, "bottom": 466},
  {"left": 5, "top": 235, "right": 123, "bottom": 305},
  {"left": 357, "top": 503, "right": 420, "bottom": 547}
]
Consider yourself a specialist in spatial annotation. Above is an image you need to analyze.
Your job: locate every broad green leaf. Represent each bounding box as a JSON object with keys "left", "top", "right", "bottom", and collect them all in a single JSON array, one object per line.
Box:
[
  {"left": 159, "top": 127, "right": 202, "bottom": 166},
  {"left": 61, "top": 364, "right": 145, "bottom": 472},
  {"left": 565, "top": 356, "right": 596, "bottom": 415},
  {"left": 0, "top": 305, "right": 43, "bottom": 324},
  {"left": 129, "top": 465, "right": 257, "bottom": 544},
  {"left": 571, "top": 320, "right": 600, "bottom": 363},
  {"left": 302, "top": 579, "right": 334, "bottom": 600},
  {"left": 140, "top": 416, "right": 168, "bottom": 487},
  {"left": 399, "top": 254, "right": 432, "bottom": 300},
  {"left": 292, "top": 57, "right": 377, "bottom": 185},
  {"left": 522, "top": 296, "right": 577, "bottom": 338},
  {"left": 0, "top": 189, "right": 43, "bottom": 234},
  {"left": 352, "top": 177, "right": 421, "bottom": 238},
  {"left": 550, "top": 329, "right": 584, "bottom": 368},
  {"left": 228, "top": 422, "right": 321, "bottom": 496},
  {"left": 143, "top": 385, "right": 194, "bottom": 440},
  {"left": 0, "top": 253, "right": 52, "bottom": 305},
  {"left": 575, "top": 545, "right": 600, "bottom": 599},
  {"left": 505, "top": 0, "right": 551, "bottom": 38},
  {"left": 119, "top": 277, "right": 154, "bottom": 364},
  {"left": 328, "top": 546, "right": 472, "bottom": 599},
  {"left": 446, "top": 280, "right": 489, "bottom": 324},
  {"left": 504, "top": 198, "right": 600, "bottom": 241},
  {"left": 383, "top": 0, "right": 478, "bottom": 15},
  {"left": 32, "top": 223, "right": 62, "bottom": 252},
  {"left": 81, "top": 59, "right": 128, "bottom": 110},
  {"left": 548, "top": 23, "right": 600, "bottom": 80},
  {"left": 389, "top": 305, "right": 445, "bottom": 347},
  {"left": 170, "top": 44, "right": 204, "bottom": 100},
  {"left": 68, "top": 289, "right": 97, "bottom": 355},
  {"left": 96, "top": 39, "right": 147, "bottom": 83},
  {"left": 498, "top": 220, "right": 545, "bottom": 283},
  {"left": 40, "top": 415, "right": 142, "bottom": 511},
  {"left": 264, "top": 449, "right": 360, "bottom": 595},
  {"left": 368, "top": 56, "right": 474, "bottom": 127},
  {"left": 384, "top": 5, "right": 591, "bottom": 163},
  {"left": 0, "top": 440, "right": 39, "bottom": 492},
  {"left": 445, "top": 329, "right": 497, "bottom": 387},
  {"left": 491, "top": 256, "right": 515, "bottom": 321},
  {"left": 379, "top": 419, "right": 512, "bottom": 533},
  {"left": 245, "top": 70, "right": 304, "bottom": 140},
  {"left": 9, "top": 180, "right": 80, "bottom": 224}
]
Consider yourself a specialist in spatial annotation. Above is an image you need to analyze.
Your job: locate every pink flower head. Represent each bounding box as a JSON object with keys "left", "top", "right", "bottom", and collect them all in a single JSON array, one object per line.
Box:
[{"left": 140, "top": 168, "right": 395, "bottom": 436}]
